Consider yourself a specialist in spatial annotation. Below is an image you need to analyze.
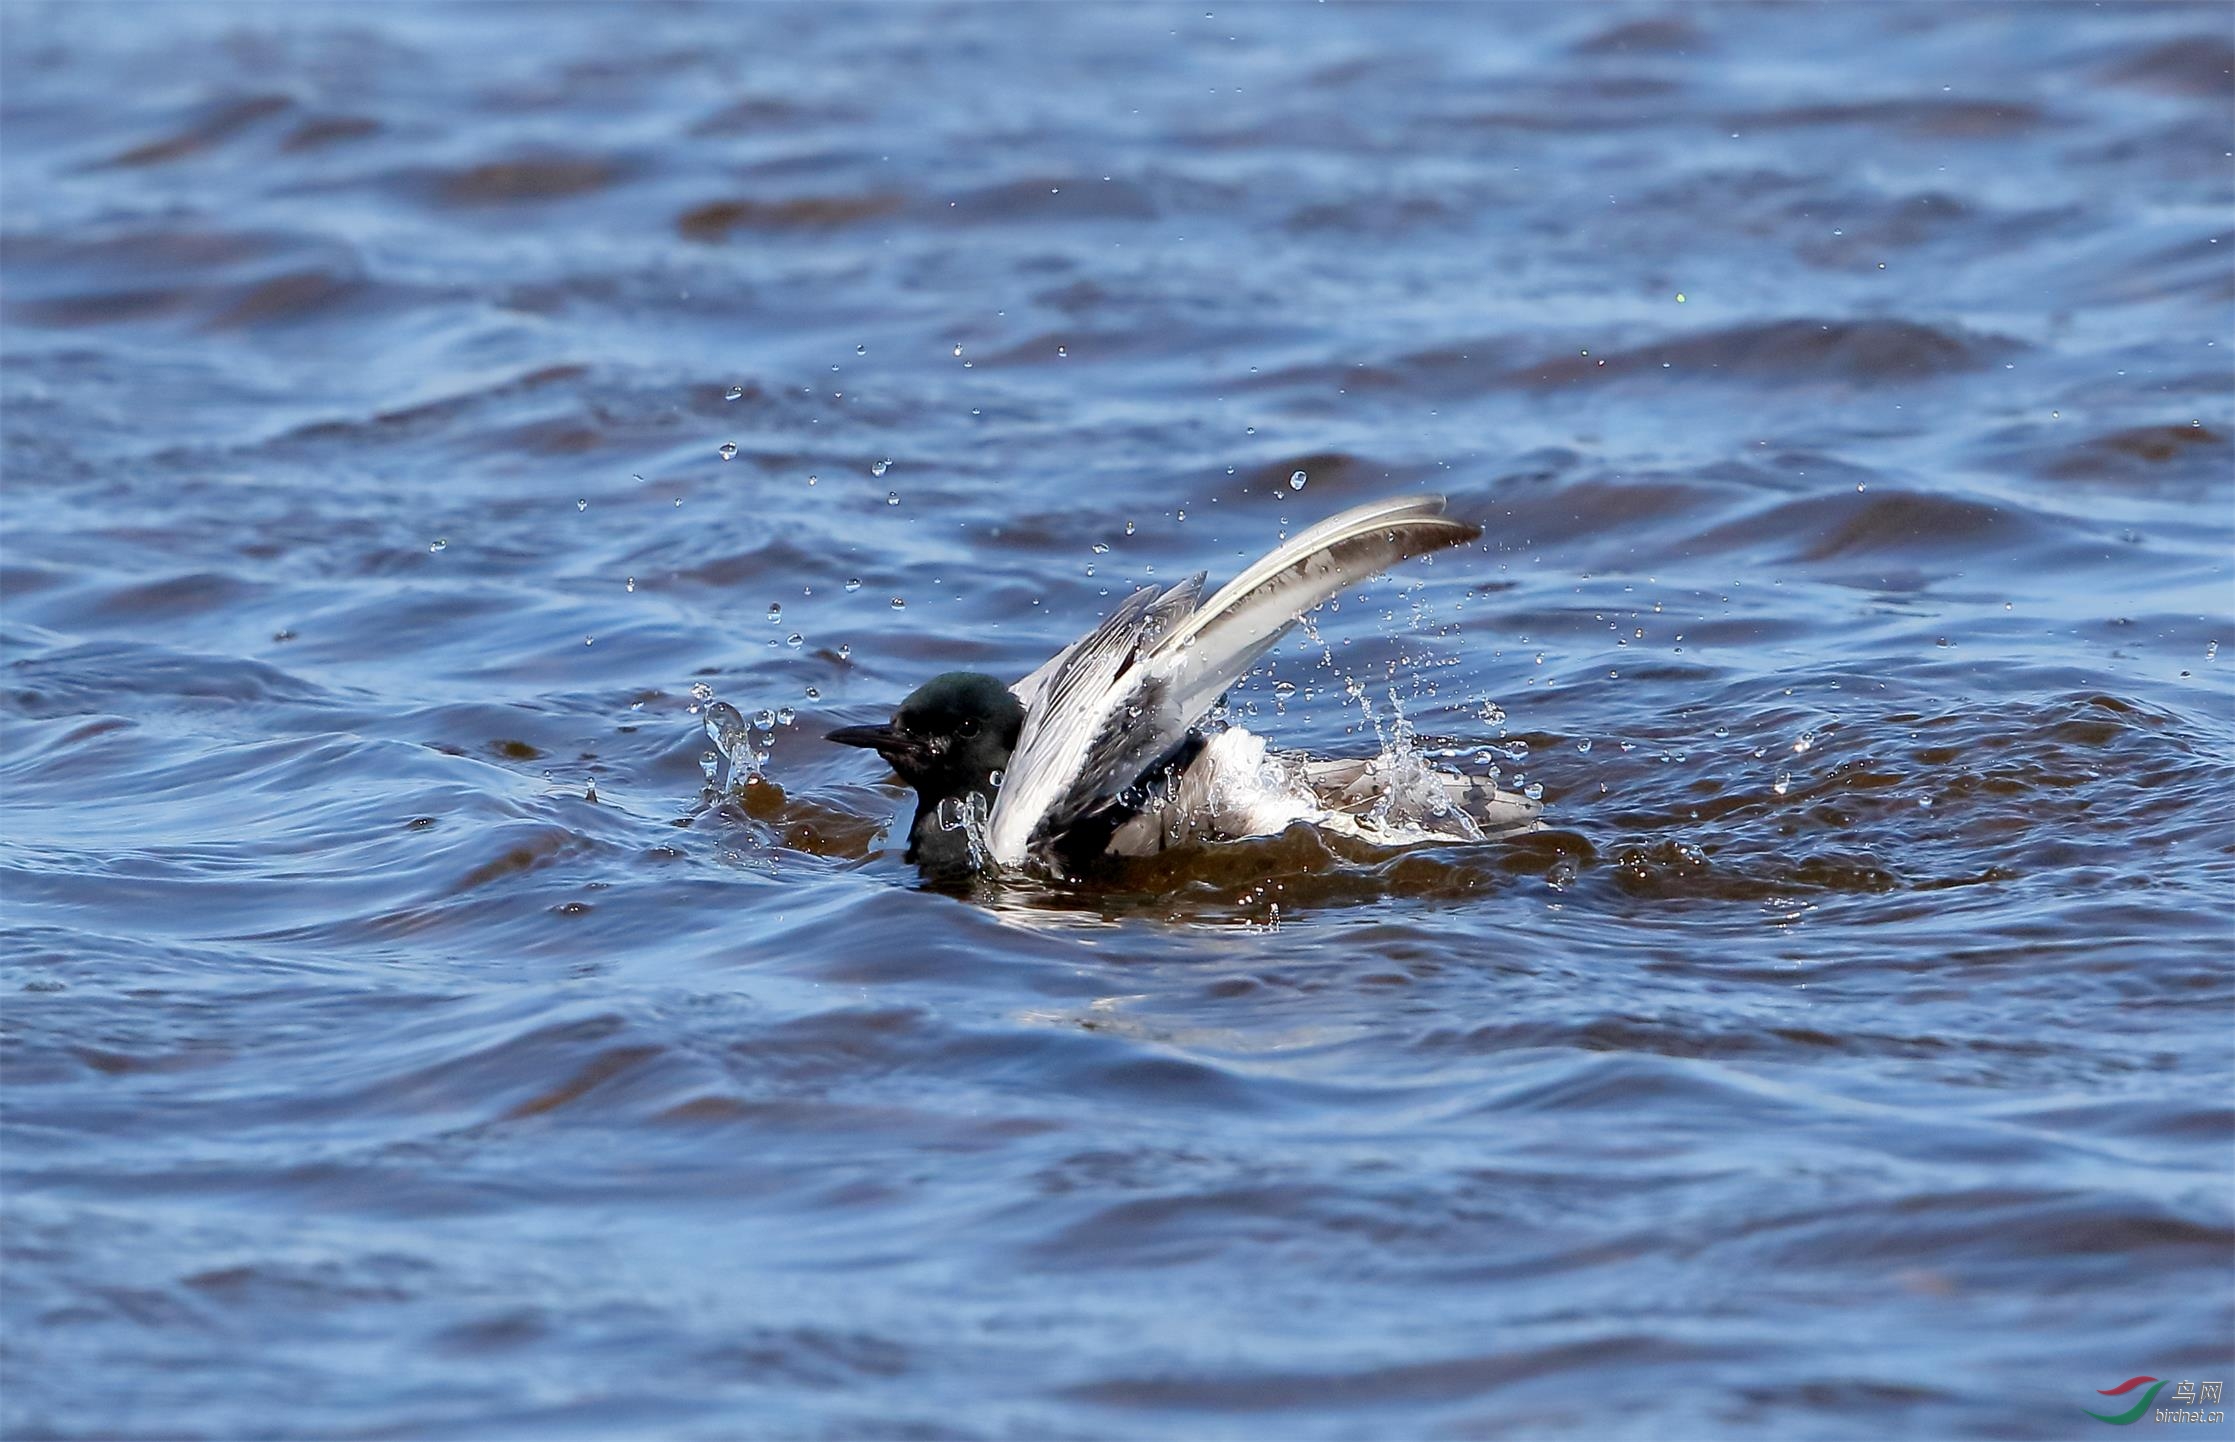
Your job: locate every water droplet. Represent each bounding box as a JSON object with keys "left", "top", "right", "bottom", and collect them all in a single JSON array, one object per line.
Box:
[
  {"left": 776, "top": 707, "right": 796, "bottom": 726},
  {"left": 718, "top": 443, "right": 737, "bottom": 461},
  {"left": 952, "top": 343, "right": 964, "bottom": 357},
  {"left": 872, "top": 459, "right": 891, "bottom": 477},
  {"left": 724, "top": 385, "right": 744, "bottom": 401},
  {"left": 786, "top": 632, "right": 803, "bottom": 649},
  {"left": 855, "top": 344, "right": 866, "bottom": 355},
  {"left": 845, "top": 577, "right": 863, "bottom": 592},
  {"left": 1124, "top": 520, "right": 1136, "bottom": 535},
  {"left": 428, "top": 538, "right": 448, "bottom": 553},
  {"left": 890, "top": 596, "right": 906, "bottom": 610},
  {"left": 1576, "top": 738, "right": 1592, "bottom": 753},
  {"left": 690, "top": 682, "right": 714, "bottom": 702},
  {"left": 837, "top": 643, "right": 852, "bottom": 660},
  {"left": 700, "top": 750, "right": 719, "bottom": 782},
  {"left": 1793, "top": 729, "right": 1816, "bottom": 754},
  {"left": 1773, "top": 769, "right": 1792, "bottom": 796},
  {"left": 625, "top": 576, "right": 635, "bottom": 593},
  {"left": 806, "top": 474, "right": 818, "bottom": 487},
  {"left": 755, "top": 709, "right": 776, "bottom": 730},
  {"left": 886, "top": 491, "right": 900, "bottom": 506},
  {"left": 766, "top": 604, "right": 782, "bottom": 624},
  {"left": 1245, "top": 425, "right": 1257, "bottom": 435},
  {"left": 1057, "top": 345, "right": 1068, "bottom": 357},
  {"left": 805, "top": 686, "right": 821, "bottom": 699},
  {"left": 1524, "top": 781, "right": 1544, "bottom": 801},
  {"left": 576, "top": 498, "right": 587, "bottom": 512}
]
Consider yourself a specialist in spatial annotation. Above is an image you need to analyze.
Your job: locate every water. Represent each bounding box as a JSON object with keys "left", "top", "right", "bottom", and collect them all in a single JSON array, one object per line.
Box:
[{"left": 4, "top": 4, "right": 2231, "bottom": 1437}]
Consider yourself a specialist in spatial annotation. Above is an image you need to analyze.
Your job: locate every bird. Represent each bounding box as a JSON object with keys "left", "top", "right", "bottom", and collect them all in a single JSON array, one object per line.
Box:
[{"left": 825, "top": 494, "right": 1539, "bottom": 881}]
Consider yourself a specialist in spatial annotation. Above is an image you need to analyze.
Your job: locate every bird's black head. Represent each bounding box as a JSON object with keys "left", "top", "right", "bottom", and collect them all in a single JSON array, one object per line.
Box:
[{"left": 826, "top": 671, "right": 1025, "bottom": 801}]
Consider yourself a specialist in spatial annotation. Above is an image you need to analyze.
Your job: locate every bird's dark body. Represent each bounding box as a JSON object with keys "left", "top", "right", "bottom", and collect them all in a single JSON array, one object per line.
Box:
[
  {"left": 829, "top": 670, "right": 1211, "bottom": 884},
  {"left": 1041, "top": 728, "right": 1208, "bottom": 872}
]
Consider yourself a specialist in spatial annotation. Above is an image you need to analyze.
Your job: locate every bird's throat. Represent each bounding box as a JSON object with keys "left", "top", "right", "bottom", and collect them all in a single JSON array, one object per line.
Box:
[{"left": 903, "top": 780, "right": 999, "bottom": 882}]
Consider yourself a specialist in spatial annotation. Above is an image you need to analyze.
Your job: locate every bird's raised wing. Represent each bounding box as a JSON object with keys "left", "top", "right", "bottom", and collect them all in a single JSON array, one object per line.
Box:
[
  {"left": 1009, "top": 629, "right": 1077, "bottom": 716},
  {"left": 987, "top": 494, "right": 1481, "bottom": 867},
  {"left": 1152, "top": 494, "right": 1479, "bottom": 725},
  {"left": 989, "top": 574, "right": 1205, "bottom": 866}
]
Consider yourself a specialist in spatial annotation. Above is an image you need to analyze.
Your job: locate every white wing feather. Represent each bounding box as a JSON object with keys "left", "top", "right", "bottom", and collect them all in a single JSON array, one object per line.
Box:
[
  {"left": 988, "top": 494, "right": 1480, "bottom": 866},
  {"left": 1153, "top": 494, "right": 1475, "bottom": 725}
]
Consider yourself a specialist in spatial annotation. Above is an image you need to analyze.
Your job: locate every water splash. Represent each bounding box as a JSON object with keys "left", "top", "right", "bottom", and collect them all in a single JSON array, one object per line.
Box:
[
  {"left": 702, "top": 700, "right": 765, "bottom": 785},
  {"left": 1354, "top": 700, "right": 1485, "bottom": 844},
  {"left": 932, "top": 790, "right": 993, "bottom": 872}
]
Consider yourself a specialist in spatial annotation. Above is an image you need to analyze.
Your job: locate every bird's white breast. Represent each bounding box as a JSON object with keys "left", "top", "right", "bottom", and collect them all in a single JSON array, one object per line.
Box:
[{"left": 1102, "top": 727, "right": 1320, "bottom": 856}]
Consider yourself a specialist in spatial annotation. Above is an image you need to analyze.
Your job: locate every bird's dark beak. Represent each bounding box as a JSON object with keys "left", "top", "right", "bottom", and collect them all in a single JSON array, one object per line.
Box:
[
  {"left": 824, "top": 723, "right": 895, "bottom": 750},
  {"left": 825, "top": 723, "right": 925, "bottom": 767}
]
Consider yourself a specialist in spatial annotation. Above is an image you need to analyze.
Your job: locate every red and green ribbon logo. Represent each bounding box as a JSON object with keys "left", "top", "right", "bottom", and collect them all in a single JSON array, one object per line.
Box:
[{"left": 2087, "top": 1376, "right": 2166, "bottom": 1425}]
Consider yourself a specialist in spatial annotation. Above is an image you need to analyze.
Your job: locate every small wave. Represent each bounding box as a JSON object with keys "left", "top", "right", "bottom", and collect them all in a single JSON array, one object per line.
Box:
[
  {"left": 2100, "top": 33, "right": 2235, "bottom": 96},
  {"left": 428, "top": 153, "right": 628, "bottom": 207},
  {"left": 676, "top": 192, "right": 903, "bottom": 241},
  {"left": 1571, "top": 16, "right": 1709, "bottom": 56},
  {"left": 1729, "top": 97, "right": 2048, "bottom": 140},
  {"left": 1511, "top": 318, "right": 2019, "bottom": 388},
  {"left": 2039, "top": 421, "right": 2229, "bottom": 491},
  {"left": 98, "top": 92, "right": 295, "bottom": 169}
]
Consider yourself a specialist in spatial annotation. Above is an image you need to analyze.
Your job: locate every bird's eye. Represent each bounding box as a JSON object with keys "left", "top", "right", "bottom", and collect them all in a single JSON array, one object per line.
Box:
[{"left": 957, "top": 718, "right": 980, "bottom": 738}]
